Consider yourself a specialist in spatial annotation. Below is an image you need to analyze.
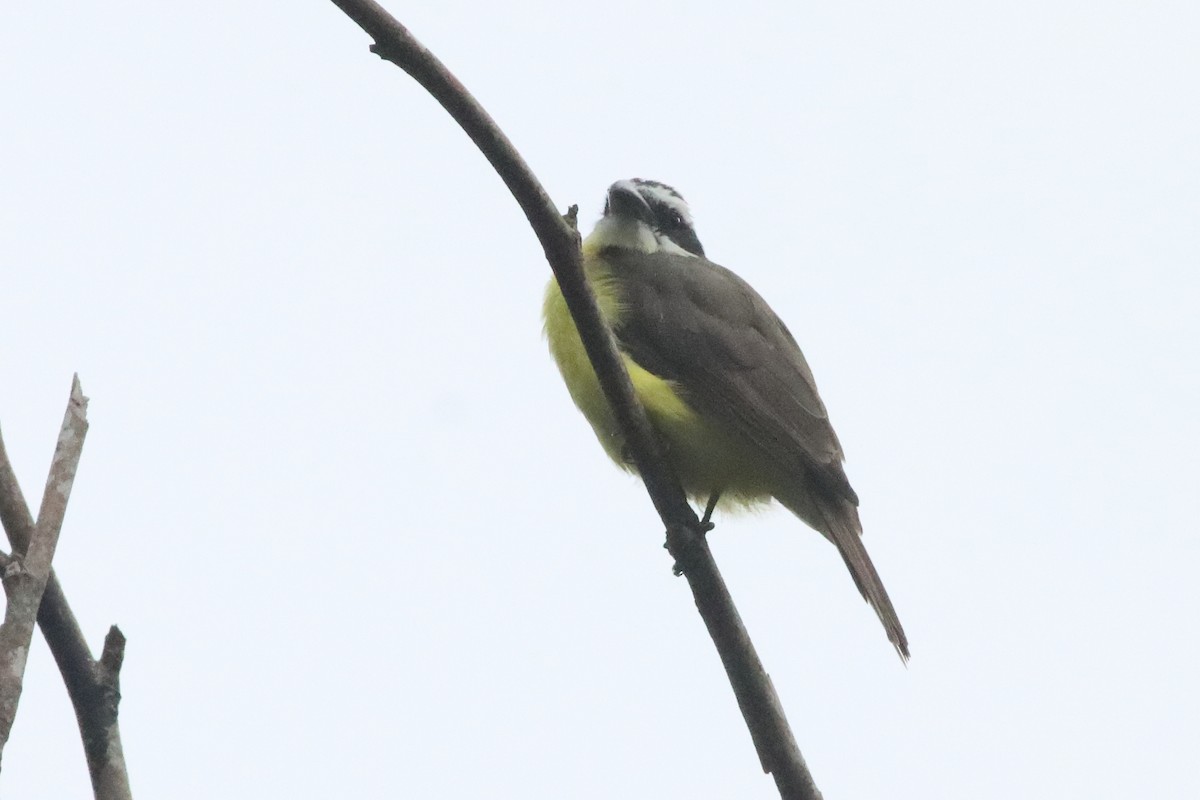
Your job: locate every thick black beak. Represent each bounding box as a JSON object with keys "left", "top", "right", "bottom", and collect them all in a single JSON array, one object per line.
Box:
[{"left": 604, "top": 180, "right": 654, "bottom": 224}]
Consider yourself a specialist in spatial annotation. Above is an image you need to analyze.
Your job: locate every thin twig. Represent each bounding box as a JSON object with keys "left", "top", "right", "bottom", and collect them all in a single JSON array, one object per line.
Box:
[
  {"left": 327, "top": 4, "right": 821, "bottom": 797},
  {"left": 0, "top": 377, "right": 132, "bottom": 800}
]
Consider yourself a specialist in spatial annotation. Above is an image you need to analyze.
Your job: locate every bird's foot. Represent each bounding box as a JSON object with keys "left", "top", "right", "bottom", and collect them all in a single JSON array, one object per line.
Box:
[
  {"left": 663, "top": 523, "right": 696, "bottom": 576},
  {"left": 699, "top": 490, "right": 721, "bottom": 533}
]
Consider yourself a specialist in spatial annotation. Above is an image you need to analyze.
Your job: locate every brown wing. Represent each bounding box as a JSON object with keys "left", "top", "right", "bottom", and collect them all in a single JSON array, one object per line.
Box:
[
  {"left": 605, "top": 249, "right": 858, "bottom": 506},
  {"left": 606, "top": 249, "right": 910, "bottom": 659}
]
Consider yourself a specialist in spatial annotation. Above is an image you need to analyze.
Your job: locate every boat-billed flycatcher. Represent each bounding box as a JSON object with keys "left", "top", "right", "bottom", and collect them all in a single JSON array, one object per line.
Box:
[{"left": 543, "top": 178, "right": 909, "bottom": 659}]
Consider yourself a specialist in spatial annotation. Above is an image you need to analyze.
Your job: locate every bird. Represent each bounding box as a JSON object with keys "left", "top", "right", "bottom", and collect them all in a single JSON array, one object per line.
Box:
[{"left": 542, "top": 178, "right": 909, "bottom": 660}]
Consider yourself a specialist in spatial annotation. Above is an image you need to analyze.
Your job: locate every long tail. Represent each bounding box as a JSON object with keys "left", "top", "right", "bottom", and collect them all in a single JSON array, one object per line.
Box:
[{"left": 782, "top": 494, "right": 910, "bottom": 661}]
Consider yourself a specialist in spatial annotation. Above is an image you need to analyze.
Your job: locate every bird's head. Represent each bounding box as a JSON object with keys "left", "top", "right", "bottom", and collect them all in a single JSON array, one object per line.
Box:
[{"left": 583, "top": 178, "right": 705, "bottom": 258}]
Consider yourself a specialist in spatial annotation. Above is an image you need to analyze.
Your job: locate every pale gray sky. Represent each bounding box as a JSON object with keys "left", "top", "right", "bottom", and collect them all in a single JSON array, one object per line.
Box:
[{"left": 3, "top": 2, "right": 1198, "bottom": 797}]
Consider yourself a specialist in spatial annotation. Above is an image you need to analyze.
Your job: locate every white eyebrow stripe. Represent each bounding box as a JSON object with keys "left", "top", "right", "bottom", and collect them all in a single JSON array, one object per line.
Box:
[{"left": 637, "top": 182, "right": 695, "bottom": 228}]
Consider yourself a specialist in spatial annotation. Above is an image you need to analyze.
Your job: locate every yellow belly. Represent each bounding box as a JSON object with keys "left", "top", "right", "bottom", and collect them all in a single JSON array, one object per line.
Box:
[{"left": 542, "top": 255, "right": 775, "bottom": 510}]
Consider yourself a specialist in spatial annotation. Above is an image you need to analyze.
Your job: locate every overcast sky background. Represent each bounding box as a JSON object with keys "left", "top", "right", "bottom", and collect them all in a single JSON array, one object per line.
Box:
[{"left": 2, "top": 2, "right": 1198, "bottom": 797}]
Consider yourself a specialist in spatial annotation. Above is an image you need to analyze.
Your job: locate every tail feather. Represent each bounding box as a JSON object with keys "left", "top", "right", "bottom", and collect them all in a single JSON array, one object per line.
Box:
[
  {"left": 780, "top": 492, "right": 910, "bottom": 661},
  {"left": 822, "top": 503, "right": 909, "bottom": 661}
]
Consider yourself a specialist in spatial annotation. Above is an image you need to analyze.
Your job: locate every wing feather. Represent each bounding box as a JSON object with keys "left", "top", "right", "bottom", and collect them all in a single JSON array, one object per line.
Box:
[
  {"left": 605, "top": 250, "right": 858, "bottom": 505},
  {"left": 605, "top": 249, "right": 910, "bottom": 659}
]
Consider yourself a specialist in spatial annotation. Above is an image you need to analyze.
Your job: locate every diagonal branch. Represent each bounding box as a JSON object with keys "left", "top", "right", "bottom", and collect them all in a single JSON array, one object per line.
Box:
[
  {"left": 0, "top": 377, "right": 132, "bottom": 800},
  {"left": 0, "top": 375, "right": 89, "bottom": 763},
  {"left": 327, "top": 3, "right": 821, "bottom": 797}
]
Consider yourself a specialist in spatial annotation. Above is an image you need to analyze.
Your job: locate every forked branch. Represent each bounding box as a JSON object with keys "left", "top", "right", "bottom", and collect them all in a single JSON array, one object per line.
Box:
[{"left": 0, "top": 377, "right": 131, "bottom": 800}]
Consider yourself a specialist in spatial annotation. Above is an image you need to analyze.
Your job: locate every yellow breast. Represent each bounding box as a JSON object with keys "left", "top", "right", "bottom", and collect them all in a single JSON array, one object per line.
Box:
[{"left": 541, "top": 251, "right": 775, "bottom": 508}]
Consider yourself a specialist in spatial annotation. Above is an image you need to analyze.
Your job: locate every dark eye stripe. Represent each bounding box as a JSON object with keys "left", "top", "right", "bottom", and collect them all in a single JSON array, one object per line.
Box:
[{"left": 648, "top": 200, "right": 686, "bottom": 229}]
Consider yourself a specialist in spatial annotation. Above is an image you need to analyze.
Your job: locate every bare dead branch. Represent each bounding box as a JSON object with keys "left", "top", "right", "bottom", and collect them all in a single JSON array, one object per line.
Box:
[
  {"left": 0, "top": 555, "right": 39, "bottom": 757},
  {"left": 327, "top": 4, "right": 822, "bottom": 797},
  {"left": 86, "top": 626, "right": 129, "bottom": 800},
  {"left": 0, "top": 377, "right": 132, "bottom": 800},
  {"left": 0, "top": 375, "right": 89, "bottom": 763}
]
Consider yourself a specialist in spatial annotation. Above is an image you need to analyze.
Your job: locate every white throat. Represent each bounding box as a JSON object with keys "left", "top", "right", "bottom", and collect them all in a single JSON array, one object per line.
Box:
[{"left": 583, "top": 216, "right": 698, "bottom": 257}]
